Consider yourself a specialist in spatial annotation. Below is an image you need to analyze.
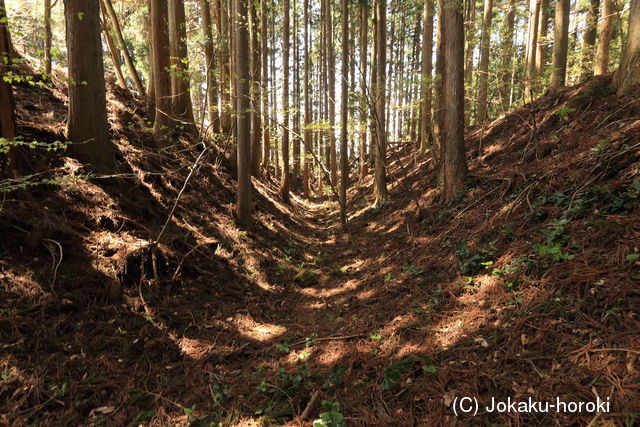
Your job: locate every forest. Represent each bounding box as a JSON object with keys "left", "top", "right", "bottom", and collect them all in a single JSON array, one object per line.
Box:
[{"left": 0, "top": 0, "right": 639, "bottom": 424}]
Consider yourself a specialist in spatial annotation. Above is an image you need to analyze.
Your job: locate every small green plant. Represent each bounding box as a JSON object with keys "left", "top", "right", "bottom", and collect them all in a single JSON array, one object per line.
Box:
[
  {"left": 456, "top": 239, "right": 496, "bottom": 275},
  {"left": 533, "top": 242, "right": 575, "bottom": 262},
  {"left": 591, "top": 140, "right": 610, "bottom": 154},
  {"left": 382, "top": 358, "right": 414, "bottom": 390},
  {"left": 626, "top": 253, "right": 639, "bottom": 262},
  {"left": 420, "top": 355, "right": 437, "bottom": 374},
  {"left": 555, "top": 106, "right": 576, "bottom": 121},
  {"left": 323, "top": 365, "right": 346, "bottom": 389},
  {"left": 51, "top": 382, "right": 67, "bottom": 398},
  {"left": 402, "top": 260, "right": 424, "bottom": 276},
  {"left": 369, "top": 332, "right": 383, "bottom": 341},
  {"left": 313, "top": 401, "right": 346, "bottom": 427}
]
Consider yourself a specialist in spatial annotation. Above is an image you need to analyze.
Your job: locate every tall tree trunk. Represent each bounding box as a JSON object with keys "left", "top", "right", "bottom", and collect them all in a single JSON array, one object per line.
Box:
[
  {"left": 549, "top": 0, "right": 570, "bottom": 91},
  {"left": 434, "top": 0, "right": 445, "bottom": 163},
  {"left": 216, "top": 0, "right": 232, "bottom": 135},
  {"left": 524, "top": 0, "right": 541, "bottom": 99},
  {"left": 292, "top": 0, "right": 301, "bottom": 185},
  {"left": 169, "top": 0, "right": 195, "bottom": 127},
  {"left": 534, "top": 0, "right": 549, "bottom": 76},
  {"left": 200, "top": 0, "right": 220, "bottom": 128},
  {"left": 260, "top": 0, "right": 270, "bottom": 176},
  {"left": 99, "top": 5, "right": 128, "bottom": 89},
  {"left": 615, "top": 0, "right": 639, "bottom": 94},
  {"left": 442, "top": 0, "right": 467, "bottom": 201},
  {"left": 580, "top": 0, "right": 599, "bottom": 80},
  {"left": 146, "top": 1, "right": 155, "bottom": 113},
  {"left": 339, "top": 0, "right": 349, "bottom": 227},
  {"left": 279, "top": 0, "right": 290, "bottom": 201},
  {"left": 325, "top": 0, "right": 337, "bottom": 188},
  {"left": 368, "top": 1, "right": 377, "bottom": 170},
  {"left": 63, "top": 0, "right": 116, "bottom": 170},
  {"left": 498, "top": 0, "right": 516, "bottom": 111},
  {"left": 44, "top": 0, "right": 53, "bottom": 76},
  {"left": 102, "top": 0, "right": 146, "bottom": 97},
  {"left": 463, "top": 0, "right": 477, "bottom": 126},
  {"left": 359, "top": 0, "right": 368, "bottom": 180},
  {"left": 476, "top": 0, "right": 493, "bottom": 124},
  {"left": 0, "top": 0, "right": 16, "bottom": 147},
  {"left": 420, "top": 0, "right": 433, "bottom": 153},
  {"left": 249, "top": 0, "right": 261, "bottom": 177},
  {"left": 235, "top": 0, "right": 252, "bottom": 227},
  {"left": 303, "top": 0, "right": 311, "bottom": 197},
  {"left": 373, "top": 0, "right": 387, "bottom": 205},
  {"left": 150, "top": 0, "right": 172, "bottom": 144},
  {"left": 594, "top": 0, "right": 614, "bottom": 75}
]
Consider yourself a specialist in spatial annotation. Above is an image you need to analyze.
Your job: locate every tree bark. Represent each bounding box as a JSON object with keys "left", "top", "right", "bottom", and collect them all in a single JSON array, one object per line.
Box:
[
  {"left": 359, "top": 0, "right": 368, "bottom": 180},
  {"left": 102, "top": 0, "right": 146, "bottom": 97},
  {"left": 260, "top": 0, "right": 270, "bottom": 175},
  {"left": 594, "top": 0, "right": 614, "bottom": 75},
  {"left": 325, "top": 0, "right": 337, "bottom": 188},
  {"left": 200, "top": 0, "right": 220, "bottom": 128},
  {"left": 249, "top": 0, "right": 261, "bottom": 177},
  {"left": 339, "top": 0, "right": 349, "bottom": 227},
  {"left": 443, "top": 0, "right": 467, "bottom": 201},
  {"left": 292, "top": 0, "right": 301, "bottom": 185},
  {"left": 534, "top": 0, "right": 549, "bottom": 76},
  {"left": 420, "top": 0, "right": 433, "bottom": 152},
  {"left": 498, "top": 0, "right": 516, "bottom": 111},
  {"left": 615, "top": 0, "right": 639, "bottom": 94},
  {"left": 44, "top": 0, "right": 53, "bottom": 76},
  {"left": 235, "top": 0, "right": 252, "bottom": 227},
  {"left": 279, "top": 0, "right": 290, "bottom": 201},
  {"left": 169, "top": 0, "right": 195, "bottom": 127},
  {"left": 463, "top": 0, "right": 477, "bottom": 127},
  {"left": 150, "top": 0, "right": 172, "bottom": 144},
  {"left": 580, "top": 0, "right": 599, "bottom": 80},
  {"left": 476, "top": 0, "right": 493, "bottom": 124},
  {"left": 549, "top": 0, "right": 570, "bottom": 91},
  {"left": 434, "top": 0, "right": 445, "bottom": 163},
  {"left": 99, "top": 5, "right": 128, "bottom": 89},
  {"left": 303, "top": 0, "right": 311, "bottom": 197},
  {"left": 373, "top": 0, "right": 387, "bottom": 205},
  {"left": 0, "top": 0, "right": 16, "bottom": 146},
  {"left": 63, "top": 0, "right": 117, "bottom": 170},
  {"left": 524, "top": 0, "right": 541, "bottom": 99}
]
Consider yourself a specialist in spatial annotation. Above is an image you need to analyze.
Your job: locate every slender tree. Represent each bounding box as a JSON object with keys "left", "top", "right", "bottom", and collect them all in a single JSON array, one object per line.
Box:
[
  {"left": 279, "top": 0, "right": 291, "bottom": 201},
  {"left": 420, "top": 0, "right": 433, "bottom": 153},
  {"left": 476, "top": 0, "right": 493, "bottom": 123},
  {"left": 339, "top": 0, "right": 349, "bottom": 227},
  {"left": 102, "top": 0, "right": 146, "bottom": 97},
  {"left": 594, "top": 0, "right": 614, "bottom": 75},
  {"left": 442, "top": 0, "right": 467, "bottom": 201},
  {"left": 373, "top": 0, "right": 387, "bottom": 205},
  {"left": 303, "top": 0, "right": 311, "bottom": 197},
  {"left": 549, "top": 0, "right": 570, "bottom": 91},
  {"left": 498, "top": 0, "right": 516, "bottom": 111},
  {"left": 580, "top": 0, "right": 600, "bottom": 80},
  {"left": 359, "top": 0, "right": 369, "bottom": 180},
  {"left": 63, "top": 0, "right": 116, "bottom": 170},
  {"left": 260, "top": 0, "right": 270, "bottom": 175},
  {"left": 250, "top": 0, "right": 262, "bottom": 176},
  {"left": 615, "top": 0, "right": 639, "bottom": 94},
  {"left": 44, "top": 0, "right": 53, "bottom": 76},
  {"left": 151, "top": 0, "right": 172, "bottom": 143},
  {"left": 524, "top": 0, "right": 541, "bottom": 98},
  {"left": 235, "top": 0, "right": 252, "bottom": 226},
  {"left": 463, "top": 0, "right": 477, "bottom": 126},
  {"left": 199, "top": 0, "right": 220, "bottom": 127},
  {"left": 534, "top": 0, "right": 549, "bottom": 76},
  {"left": 99, "top": 5, "right": 128, "bottom": 89},
  {"left": 169, "top": 0, "right": 195, "bottom": 127},
  {"left": 0, "top": 0, "right": 16, "bottom": 151},
  {"left": 326, "top": 0, "right": 337, "bottom": 188}
]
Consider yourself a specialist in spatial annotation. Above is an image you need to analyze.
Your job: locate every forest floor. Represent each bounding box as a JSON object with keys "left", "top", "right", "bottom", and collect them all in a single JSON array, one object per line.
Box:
[{"left": 1, "top": 62, "right": 640, "bottom": 426}]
